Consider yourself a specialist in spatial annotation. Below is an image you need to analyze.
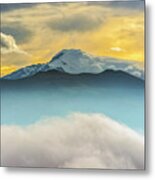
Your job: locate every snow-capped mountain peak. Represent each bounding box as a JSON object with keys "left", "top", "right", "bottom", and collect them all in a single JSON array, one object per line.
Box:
[
  {"left": 46, "top": 49, "right": 101, "bottom": 74},
  {"left": 2, "top": 49, "right": 144, "bottom": 80}
]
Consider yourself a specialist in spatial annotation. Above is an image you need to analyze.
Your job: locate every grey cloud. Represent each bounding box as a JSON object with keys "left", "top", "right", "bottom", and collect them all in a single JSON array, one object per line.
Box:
[
  {"left": 0, "top": 3, "right": 37, "bottom": 12},
  {"left": 0, "top": 2, "right": 66, "bottom": 13},
  {"left": 1, "top": 32, "right": 20, "bottom": 53},
  {"left": 0, "top": 32, "right": 27, "bottom": 54},
  {"left": 49, "top": 14, "right": 104, "bottom": 32},
  {"left": 1, "top": 24, "right": 33, "bottom": 44},
  {"left": 1, "top": 113, "right": 144, "bottom": 169},
  {"left": 106, "top": 1, "right": 144, "bottom": 10},
  {"left": 1, "top": 32, "right": 30, "bottom": 66},
  {"left": 87, "top": 1, "right": 144, "bottom": 11}
]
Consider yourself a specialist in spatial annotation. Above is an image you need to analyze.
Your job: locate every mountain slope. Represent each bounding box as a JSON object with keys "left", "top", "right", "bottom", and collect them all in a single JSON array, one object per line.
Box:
[
  {"left": 2, "top": 49, "right": 144, "bottom": 80},
  {"left": 1, "top": 69, "right": 144, "bottom": 90}
]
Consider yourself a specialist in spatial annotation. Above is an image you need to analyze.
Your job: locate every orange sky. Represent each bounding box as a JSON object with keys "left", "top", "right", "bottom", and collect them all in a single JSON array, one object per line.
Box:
[{"left": 1, "top": 1, "right": 144, "bottom": 76}]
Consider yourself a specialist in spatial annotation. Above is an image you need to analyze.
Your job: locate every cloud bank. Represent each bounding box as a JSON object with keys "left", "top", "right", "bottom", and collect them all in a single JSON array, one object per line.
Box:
[{"left": 1, "top": 113, "right": 144, "bottom": 169}]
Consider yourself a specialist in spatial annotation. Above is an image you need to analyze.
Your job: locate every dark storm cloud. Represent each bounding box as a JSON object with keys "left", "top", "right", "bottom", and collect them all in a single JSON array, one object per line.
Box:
[
  {"left": 49, "top": 14, "right": 104, "bottom": 32},
  {"left": 1, "top": 25, "right": 33, "bottom": 44},
  {"left": 0, "top": 3, "right": 37, "bottom": 12}
]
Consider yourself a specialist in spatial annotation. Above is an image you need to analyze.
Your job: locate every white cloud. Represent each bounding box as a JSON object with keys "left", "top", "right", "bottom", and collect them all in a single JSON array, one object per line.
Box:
[
  {"left": 0, "top": 32, "right": 27, "bottom": 54},
  {"left": 110, "top": 47, "right": 124, "bottom": 52},
  {"left": 124, "top": 65, "right": 134, "bottom": 71},
  {"left": 132, "top": 71, "right": 142, "bottom": 78},
  {"left": 1, "top": 113, "right": 144, "bottom": 169}
]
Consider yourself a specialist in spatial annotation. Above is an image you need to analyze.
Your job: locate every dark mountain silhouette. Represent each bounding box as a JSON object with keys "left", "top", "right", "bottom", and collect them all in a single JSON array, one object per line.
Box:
[{"left": 1, "top": 69, "right": 144, "bottom": 91}]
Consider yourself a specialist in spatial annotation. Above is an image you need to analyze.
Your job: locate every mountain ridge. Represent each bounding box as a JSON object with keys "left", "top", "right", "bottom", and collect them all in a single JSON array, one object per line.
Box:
[
  {"left": 2, "top": 49, "right": 144, "bottom": 80},
  {"left": 1, "top": 69, "right": 144, "bottom": 92}
]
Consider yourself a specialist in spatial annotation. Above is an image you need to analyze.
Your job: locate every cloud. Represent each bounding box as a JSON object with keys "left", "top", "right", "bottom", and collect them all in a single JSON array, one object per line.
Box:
[
  {"left": 93, "top": 1, "right": 145, "bottom": 12},
  {"left": 49, "top": 13, "right": 105, "bottom": 32},
  {"left": 1, "top": 113, "right": 144, "bottom": 169},
  {"left": 0, "top": 32, "right": 27, "bottom": 54},
  {"left": 0, "top": 32, "right": 31, "bottom": 68},
  {"left": 106, "top": 1, "right": 144, "bottom": 11},
  {"left": 1, "top": 24, "right": 33, "bottom": 44},
  {"left": 132, "top": 71, "right": 142, "bottom": 78},
  {"left": 1, "top": 53, "right": 31, "bottom": 67},
  {"left": 110, "top": 47, "right": 124, "bottom": 52},
  {"left": 0, "top": 3, "right": 37, "bottom": 12},
  {"left": 1, "top": 2, "right": 144, "bottom": 75}
]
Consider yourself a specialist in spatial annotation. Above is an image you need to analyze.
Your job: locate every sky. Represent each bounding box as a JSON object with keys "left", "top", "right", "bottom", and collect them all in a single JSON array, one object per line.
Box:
[{"left": 0, "top": 1, "right": 145, "bottom": 76}]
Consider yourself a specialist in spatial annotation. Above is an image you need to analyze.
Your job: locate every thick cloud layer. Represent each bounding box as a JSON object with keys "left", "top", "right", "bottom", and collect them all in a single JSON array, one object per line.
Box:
[{"left": 1, "top": 113, "right": 144, "bottom": 169}]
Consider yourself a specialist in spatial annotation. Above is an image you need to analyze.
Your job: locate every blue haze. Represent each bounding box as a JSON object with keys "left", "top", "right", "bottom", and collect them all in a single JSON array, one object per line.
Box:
[{"left": 1, "top": 79, "right": 144, "bottom": 133}]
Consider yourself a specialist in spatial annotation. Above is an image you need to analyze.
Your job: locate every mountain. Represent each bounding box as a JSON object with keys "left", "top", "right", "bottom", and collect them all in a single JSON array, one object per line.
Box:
[
  {"left": 1, "top": 69, "right": 144, "bottom": 91},
  {"left": 2, "top": 49, "right": 144, "bottom": 80},
  {"left": 1, "top": 68, "right": 144, "bottom": 130}
]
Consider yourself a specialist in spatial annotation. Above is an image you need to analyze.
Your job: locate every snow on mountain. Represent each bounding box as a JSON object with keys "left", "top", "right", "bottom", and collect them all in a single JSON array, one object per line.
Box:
[
  {"left": 2, "top": 64, "right": 45, "bottom": 80},
  {"left": 2, "top": 49, "right": 144, "bottom": 80}
]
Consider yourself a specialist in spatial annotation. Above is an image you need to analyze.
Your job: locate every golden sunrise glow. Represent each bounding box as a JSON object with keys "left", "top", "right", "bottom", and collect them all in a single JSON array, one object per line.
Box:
[{"left": 1, "top": 2, "right": 144, "bottom": 76}]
